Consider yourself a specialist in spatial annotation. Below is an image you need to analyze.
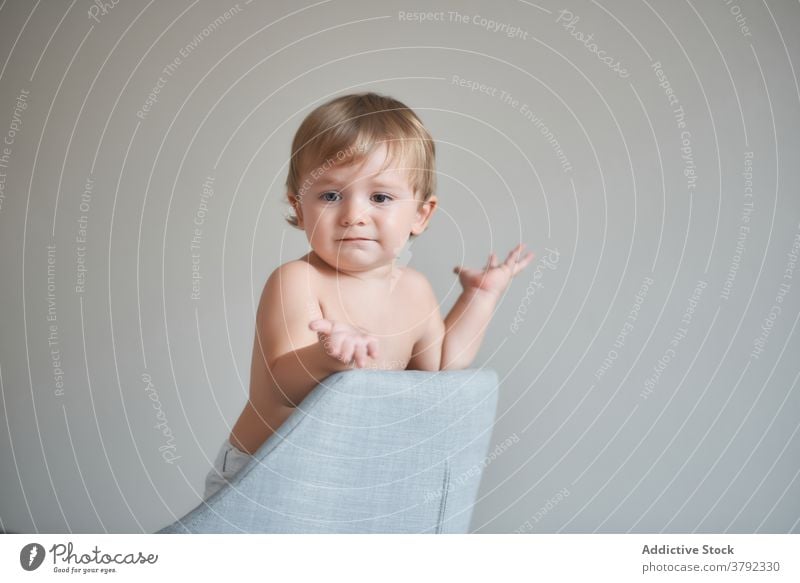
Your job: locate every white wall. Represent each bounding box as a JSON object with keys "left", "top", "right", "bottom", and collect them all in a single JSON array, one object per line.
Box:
[{"left": 0, "top": 0, "right": 798, "bottom": 533}]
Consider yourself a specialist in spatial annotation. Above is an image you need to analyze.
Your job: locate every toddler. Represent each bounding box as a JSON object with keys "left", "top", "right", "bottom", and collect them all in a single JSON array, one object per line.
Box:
[{"left": 204, "top": 92, "right": 534, "bottom": 499}]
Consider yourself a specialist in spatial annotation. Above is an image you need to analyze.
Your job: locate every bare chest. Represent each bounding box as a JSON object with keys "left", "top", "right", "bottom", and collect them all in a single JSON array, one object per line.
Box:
[{"left": 315, "top": 277, "right": 426, "bottom": 371}]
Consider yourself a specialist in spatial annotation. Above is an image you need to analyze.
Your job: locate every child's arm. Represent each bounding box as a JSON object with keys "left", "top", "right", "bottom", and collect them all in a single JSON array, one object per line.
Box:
[
  {"left": 406, "top": 277, "right": 446, "bottom": 371},
  {"left": 441, "top": 244, "right": 535, "bottom": 370},
  {"left": 230, "top": 262, "right": 373, "bottom": 454},
  {"left": 257, "top": 262, "right": 359, "bottom": 398}
]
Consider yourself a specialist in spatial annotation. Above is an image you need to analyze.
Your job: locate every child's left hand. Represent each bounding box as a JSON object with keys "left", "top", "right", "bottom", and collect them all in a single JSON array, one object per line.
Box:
[{"left": 453, "top": 243, "right": 535, "bottom": 298}]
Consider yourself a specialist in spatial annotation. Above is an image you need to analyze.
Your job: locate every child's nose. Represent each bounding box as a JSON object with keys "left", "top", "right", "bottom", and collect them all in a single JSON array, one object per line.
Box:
[{"left": 340, "top": 198, "right": 369, "bottom": 226}]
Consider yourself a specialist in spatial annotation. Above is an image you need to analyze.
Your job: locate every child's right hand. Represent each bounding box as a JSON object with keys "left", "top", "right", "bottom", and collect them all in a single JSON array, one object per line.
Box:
[{"left": 308, "top": 318, "right": 380, "bottom": 368}]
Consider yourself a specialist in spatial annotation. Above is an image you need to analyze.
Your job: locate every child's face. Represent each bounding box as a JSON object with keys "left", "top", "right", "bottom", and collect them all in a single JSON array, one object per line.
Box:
[{"left": 291, "top": 143, "right": 436, "bottom": 276}]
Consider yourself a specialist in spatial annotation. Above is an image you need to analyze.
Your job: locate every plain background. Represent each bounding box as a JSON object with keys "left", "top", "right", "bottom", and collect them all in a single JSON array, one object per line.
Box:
[{"left": 0, "top": 0, "right": 798, "bottom": 533}]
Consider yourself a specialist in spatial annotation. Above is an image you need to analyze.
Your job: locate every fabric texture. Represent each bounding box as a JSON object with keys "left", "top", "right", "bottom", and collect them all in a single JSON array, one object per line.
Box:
[
  {"left": 203, "top": 438, "right": 254, "bottom": 500},
  {"left": 157, "top": 368, "right": 499, "bottom": 533}
]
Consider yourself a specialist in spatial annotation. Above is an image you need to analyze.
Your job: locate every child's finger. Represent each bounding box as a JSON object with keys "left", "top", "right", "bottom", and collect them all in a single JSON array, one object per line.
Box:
[
  {"left": 513, "top": 251, "right": 536, "bottom": 273},
  {"left": 309, "top": 319, "right": 332, "bottom": 334},
  {"left": 503, "top": 243, "right": 524, "bottom": 266},
  {"left": 326, "top": 333, "right": 343, "bottom": 359},
  {"left": 367, "top": 337, "right": 380, "bottom": 359},
  {"left": 353, "top": 343, "right": 368, "bottom": 368},
  {"left": 456, "top": 266, "right": 477, "bottom": 279},
  {"left": 339, "top": 337, "right": 355, "bottom": 364}
]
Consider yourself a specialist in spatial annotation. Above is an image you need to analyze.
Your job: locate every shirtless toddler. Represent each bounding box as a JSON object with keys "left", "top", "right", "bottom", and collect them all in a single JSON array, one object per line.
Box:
[{"left": 204, "top": 92, "right": 534, "bottom": 499}]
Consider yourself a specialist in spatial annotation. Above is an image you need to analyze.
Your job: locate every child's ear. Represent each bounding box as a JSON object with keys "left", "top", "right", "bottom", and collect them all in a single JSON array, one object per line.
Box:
[
  {"left": 288, "top": 191, "right": 304, "bottom": 227},
  {"left": 411, "top": 195, "right": 437, "bottom": 236}
]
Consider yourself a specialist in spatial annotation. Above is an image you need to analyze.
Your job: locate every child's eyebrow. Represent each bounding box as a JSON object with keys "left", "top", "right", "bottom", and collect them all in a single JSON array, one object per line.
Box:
[
  {"left": 316, "top": 177, "right": 407, "bottom": 191},
  {"left": 368, "top": 179, "right": 406, "bottom": 190}
]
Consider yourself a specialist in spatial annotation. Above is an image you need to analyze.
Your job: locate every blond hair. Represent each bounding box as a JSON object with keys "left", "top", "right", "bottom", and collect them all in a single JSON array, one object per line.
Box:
[{"left": 284, "top": 92, "right": 436, "bottom": 236}]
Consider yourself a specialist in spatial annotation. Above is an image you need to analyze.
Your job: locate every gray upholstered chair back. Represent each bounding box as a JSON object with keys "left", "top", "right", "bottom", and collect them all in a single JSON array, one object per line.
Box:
[{"left": 158, "top": 368, "right": 499, "bottom": 533}]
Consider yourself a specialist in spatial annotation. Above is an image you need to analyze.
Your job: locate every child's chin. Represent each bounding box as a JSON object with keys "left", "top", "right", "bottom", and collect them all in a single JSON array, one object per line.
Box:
[{"left": 331, "top": 254, "right": 393, "bottom": 271}]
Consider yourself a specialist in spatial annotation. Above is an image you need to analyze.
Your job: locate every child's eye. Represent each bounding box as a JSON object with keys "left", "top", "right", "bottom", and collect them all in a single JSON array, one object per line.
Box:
[
  {"left": 320, "top": 191, "right": 340, "bottom": 202},
  {"left": 372, "top": 193, "right": 392, "bottom": 203}
]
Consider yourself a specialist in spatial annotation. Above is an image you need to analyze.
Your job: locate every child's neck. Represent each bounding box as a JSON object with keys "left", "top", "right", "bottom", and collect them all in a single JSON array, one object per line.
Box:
[{"left": 305, "top": 251, "right": 403, "bottom": 286}]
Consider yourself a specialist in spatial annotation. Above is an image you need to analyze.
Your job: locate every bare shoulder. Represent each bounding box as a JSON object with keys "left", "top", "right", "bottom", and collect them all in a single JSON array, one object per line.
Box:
[
  {"left": 266, "top": 256, "right": 321, "bottom": 286},
  {"left": 398, "top": 265, "right": 434, "bottom": 293},
  {"left": 398, "top": 266, "right": 437, "bottom": 307},
  {"left": 256, "top": 258, "right": 322, "bottom": 328},
  {"left": 250, "top": 258, "right": 323, "bottom": 371}
]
